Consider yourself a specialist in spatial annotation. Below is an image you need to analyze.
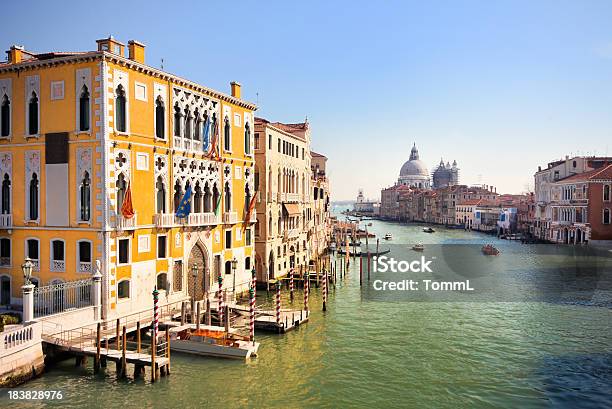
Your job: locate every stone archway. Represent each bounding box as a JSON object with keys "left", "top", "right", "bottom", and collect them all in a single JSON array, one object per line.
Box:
[{"left": 187, "top": 242, "right": 208, "bottom": 301}]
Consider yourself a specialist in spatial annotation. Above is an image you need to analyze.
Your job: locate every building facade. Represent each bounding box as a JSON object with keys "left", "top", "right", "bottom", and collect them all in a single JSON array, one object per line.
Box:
[{"left": 0, "top": 38, "right": 256, "bottom": 316}]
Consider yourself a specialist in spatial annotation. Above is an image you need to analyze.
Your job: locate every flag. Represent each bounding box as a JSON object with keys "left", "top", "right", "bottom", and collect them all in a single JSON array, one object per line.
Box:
[
  {"left": 175, "top": 186, "right": 192, "bottom": 218},
  {"left": 214, "top": 193, "right": 222, "bottom": 216},
  {"left": 243, "top": 193, "right": 257, "bottom": 229},
  {"left": 202, "top": 117, "right": 211, "bottom": 151},
  {"left": 120, "top": 181, "right": 135, "bottom": 219},
  {"left": 206, "top": 120, "right": 219, "bottom": 159}
]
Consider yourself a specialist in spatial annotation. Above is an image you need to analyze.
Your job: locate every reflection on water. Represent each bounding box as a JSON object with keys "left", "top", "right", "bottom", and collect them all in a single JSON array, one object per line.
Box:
[{"left": 10, "top": 213, "right": 612, "bottom": 408}]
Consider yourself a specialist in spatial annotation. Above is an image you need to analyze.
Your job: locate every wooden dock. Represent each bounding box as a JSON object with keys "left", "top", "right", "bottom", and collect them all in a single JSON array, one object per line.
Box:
[{"left": 253, "top": 309, "right": 309, "bottom": 333}]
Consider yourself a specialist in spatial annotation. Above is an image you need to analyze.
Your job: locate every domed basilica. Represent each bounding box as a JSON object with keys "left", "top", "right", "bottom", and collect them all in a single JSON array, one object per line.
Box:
[{"left": 397, "top": 143, "right": 459, "bottom": 189}]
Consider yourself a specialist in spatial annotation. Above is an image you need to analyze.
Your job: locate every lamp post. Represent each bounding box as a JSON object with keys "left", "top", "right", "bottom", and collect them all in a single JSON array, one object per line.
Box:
[
  {"left": 191, "top": 264, "right": 199, "bottom": 323},
  {"left": 22, "top": 257, "right": 33, "bottom": 285},
  {"left": 231, "top": 257, "right": 238, "bottom": 295}
]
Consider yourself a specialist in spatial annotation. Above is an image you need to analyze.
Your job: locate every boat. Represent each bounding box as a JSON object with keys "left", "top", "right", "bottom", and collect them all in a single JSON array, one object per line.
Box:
[
  {"left": 367, "top": 222, "right": 372, "bottom": 226},
  {"left": 422, "top": 227, "right": 435, "bottom": 233},
  {"left": 168, "top": 324, "right": 259, "bottom": 360},
  {"left": 384, "top": 233, "right": 393, "bottom": 240},
  {"left": 411, "top": 243, "right": 424, "bottom": 251},
  {"left": 482, "top": 244, "right": 500, "bottom": 256}
]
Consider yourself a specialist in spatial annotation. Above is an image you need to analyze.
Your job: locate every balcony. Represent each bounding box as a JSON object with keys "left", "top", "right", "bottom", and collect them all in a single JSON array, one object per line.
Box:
[
  {"left": 283, "top": 228, "right": 300, "bottom": 241},
  {"left": 78, "top": 261, "right": 92, "bottom": 273},
  {"left": 114, "top": 213, "right": 137, "bottom": 230},
  {"left": 0, "top": 257, "right": 10, "bottom": 267},
  {"left": 0, "top": 214, "right": 12, "bottom": 229},
  {"left": 50, "top": 259, "right": 65, "bottom": 272},
  {"left": 154, "top": 213, "right": 176, "bottom": 228},
  {"left": 553, "top": 220, "right": 572, "bottom": 226},
  {"left": 222, "top": 211, "right": 238, "bottom": 224},
  {"left": 188, "top": 212, "right": 219, "bottom": 226}
]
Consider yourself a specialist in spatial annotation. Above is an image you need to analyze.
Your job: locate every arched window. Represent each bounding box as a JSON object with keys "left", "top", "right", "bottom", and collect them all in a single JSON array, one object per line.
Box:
[
  {"left": 173, "top": 104, "right": 182, "bottom": 137},
  {"left": 268, "top": 211, "right": 272, "bottom": 234},
  {"left": 194, "top": 182, "right": 202, "bottom": 213},
  {"left": 29, "top": 173, "right": 39, "bottom": 220},
  {"left": 203, "top": 183, "right": 212, "bottom": 213},
  {"left": 224, "top": 182, "right": 231, "bottom": 212},
  {"left": 244, "top": 122, "right": 251, "bottom": 155},
  {"left": 116, "top": 173, "right": 126, "bottom": 210},
  {"left": 245, "top": 184, "right": 251, "bottom": 213},
  {"left": 223, "top": 116, "right": 231, "bottom": 151},
  {"left": 1, "top": 95, "right": 9, "bottom": 137},
  {"left": 245, "top": 257, "right": 251, "bottom": 270},
  {"left": 79, "top": 85, "right": 90, "bottom": 132},
  {"left": 605, "top": 185, "right": 611, "bottom": 202},
  {"left": 117, "top": 280, "right": 130, "bottom": 299},
  {"left": 184, "top": 108, "right": 192, "bottom": 140},
  {"left": 0, "top": 238, "right": 10, "bottom": 266},
  {"left": 224, "top": 260, "right": 232, "bottom": 275},
  {"left": 28, "top": 92, "right": 38, "bottom": 135},
  {"left": 77, "top": 240, "right": 92, "bottom": 272},
  {"left": 1, "top": 174, "right": 10, "bottom": 214},
  {"left": 80, "top": 171, "right": 91, "bottom": 221},
  {"left": 115, "top": 86, "right": 126, "bottom": 133},
  {"left": 157, "top": 273, "right": 168, "bottom": 291},
  {"left": 212, "top": 184, "right": 220, "bottom": 213},
  {"left": 604, "top": 208, "right": 611, "bottom": 225},
  {"left": 155, "top": 97, "right": 165, "bottom": 139},
  {"left": 194, "top": 109, "right": 201, "bottom": 141},
  {"left": 202, "top": 112, "right": 210, "bottom": 148},
  {"left": 156, "top": 176, "right": 166, "bottom": 213},
  {"left": 173, "top": 180, "right": 183, "bottom": 212},
  {"left": 254, "top": 168, "right": 259, "bottom": 191}
]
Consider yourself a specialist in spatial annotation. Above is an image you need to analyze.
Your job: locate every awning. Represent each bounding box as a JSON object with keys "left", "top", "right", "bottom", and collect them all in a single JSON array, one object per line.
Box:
[{"left": 283, "top": 203, "right": 301, "bottom": 216}]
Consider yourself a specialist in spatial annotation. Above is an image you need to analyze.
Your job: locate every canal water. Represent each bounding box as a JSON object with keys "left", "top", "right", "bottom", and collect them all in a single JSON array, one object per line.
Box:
[{"left": 10, "top": 210, "right": 612, "bottom": 408}]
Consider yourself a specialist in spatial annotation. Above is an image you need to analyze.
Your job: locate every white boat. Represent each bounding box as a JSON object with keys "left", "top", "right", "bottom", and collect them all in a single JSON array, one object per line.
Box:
[
  {"left": 411, "top": 243, "right": 424, "bottom": 251},
  {"left": 168, "top": 324, "right": 259, "bottom": 360},
  {"left": 384, "top": 233, "right": 393, "bottom": 240},
  {"left": 422, "top": 227, "right": 435, "bottom": 233}
]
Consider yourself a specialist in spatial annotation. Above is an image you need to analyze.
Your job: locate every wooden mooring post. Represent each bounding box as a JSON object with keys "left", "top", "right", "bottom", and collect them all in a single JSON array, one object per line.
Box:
[
  {"left": 137, "top": 322, "right": 141, "bottom": 353},
  {"left": 181, "top": 301, "right": 186, "bottom": 325},
  {"left": 196, "top": 301, "right": 201, "bottom": 331},
  {"left": 94, "top": 322, "right": 101, "bottom": 373},
  {"left": 115, "top": 318, "right": 120, "bottom": 350},
  {"left": 120, "top": 326, "right": 127, "bottom": 378}
]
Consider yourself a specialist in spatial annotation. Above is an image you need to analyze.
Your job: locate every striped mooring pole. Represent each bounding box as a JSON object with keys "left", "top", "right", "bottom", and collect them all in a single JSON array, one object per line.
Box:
[
  {"left": 152, "top": 286, "right": 159, "bottom": 340},
  {"left": 322, "top": 269, "right": 327, "bottom": 312},
  {"left": 217, "top": 272, "right": 224, "bottom": 325},
  {"left": 304, "top": 268, "right": 309, "bottom": 313},
  {"left": 251, "top": 267, "right": 257, "bottom": 300},
  {"left": 289, "top": 268, "right": 294, "bottom": 301},
  {"left": 276, "top": 281, "right": 281, "bottom": 328},
  {"left": 249, "top": 285, "right": 255, "bottom": 345}
]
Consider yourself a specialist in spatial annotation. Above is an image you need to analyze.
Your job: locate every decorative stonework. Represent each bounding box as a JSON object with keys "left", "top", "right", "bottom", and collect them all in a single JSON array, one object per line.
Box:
[
  {"left": 0, "top": 152, "right": 12, "bottom": 176},
  {"left": 172, "top": 155, "right": 220, "bottom": 192},
  {"left": 113, "top": 149, "right": 131, "bottom": 180}
]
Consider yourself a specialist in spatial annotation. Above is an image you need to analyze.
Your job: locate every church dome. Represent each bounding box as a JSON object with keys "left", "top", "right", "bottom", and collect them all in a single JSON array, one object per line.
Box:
[{"left": 399, "top": 143, "right": 429, "bottom": 178}]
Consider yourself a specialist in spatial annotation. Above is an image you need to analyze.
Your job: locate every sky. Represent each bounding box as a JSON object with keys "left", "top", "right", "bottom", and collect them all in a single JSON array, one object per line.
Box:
[{"left": 2, "top": 1, "right": 612, "bottom": 200}]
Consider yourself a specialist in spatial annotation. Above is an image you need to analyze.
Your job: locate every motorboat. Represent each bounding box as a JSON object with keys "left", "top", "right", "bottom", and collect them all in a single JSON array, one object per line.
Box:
[
  {"left": 168, "top": 324, "right": 259, "bottom": 360},
  {"left": 411, "top": 243, "right": 425, "bottom": 251},
  {"left": 422, "top": 227, "right": 435, "bottom": 233},
  {"left": 384, "top": 233, "right": 393, "bottom": 240},
  {"left": 482, "top": 244, "right": 500, "bottom": 256}
]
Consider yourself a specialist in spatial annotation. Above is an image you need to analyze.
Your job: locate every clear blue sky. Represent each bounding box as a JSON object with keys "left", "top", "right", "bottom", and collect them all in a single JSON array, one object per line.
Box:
[{"left": 3, "top": 0, "right": 612, "bottom": 200}]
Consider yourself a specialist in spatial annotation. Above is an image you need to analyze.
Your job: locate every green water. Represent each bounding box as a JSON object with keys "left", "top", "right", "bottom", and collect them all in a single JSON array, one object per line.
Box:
[{"left": 9, "top": 215, "right": 612, "bottom": 408}]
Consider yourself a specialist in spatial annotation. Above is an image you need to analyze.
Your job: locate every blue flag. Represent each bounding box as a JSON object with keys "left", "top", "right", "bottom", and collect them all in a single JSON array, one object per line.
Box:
[
  {"left": 202, "top": 118, "right": 211, "bottom": 151},
  {"left": 176, "top": 186, "right": 192, "bottom": 218}
]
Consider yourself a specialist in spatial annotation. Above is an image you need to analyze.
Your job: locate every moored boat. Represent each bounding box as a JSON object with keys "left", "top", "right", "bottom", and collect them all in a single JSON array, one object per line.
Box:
[
  {"left": 384, "top": 233, "right": 393, "bottom": 240},
  {"left": 169, "top": 324, "right": 259, "bottom": 360},
  {"left": 422, "top": 227, "right": 435, "bottom": 233}
]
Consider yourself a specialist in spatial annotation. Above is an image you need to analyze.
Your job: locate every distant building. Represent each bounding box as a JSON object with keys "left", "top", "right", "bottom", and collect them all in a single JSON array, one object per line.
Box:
[
  {"left": 354, "top": 189, "right": 380, "bottom": 215},
  {"left": 432, "top": 159, "right": 459, "bottom": 189}
]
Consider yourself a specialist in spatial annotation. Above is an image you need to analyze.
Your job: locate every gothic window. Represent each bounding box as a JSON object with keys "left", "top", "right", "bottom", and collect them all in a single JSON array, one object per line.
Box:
[
  {"left": 244, "top": 122, "right": 251, "bottom": 155},
  {"left": 194, "top": 182, "right": 202, "bottom": 213},
  {"left": 173, "top": 180, "right": 183, "bottom": 212},
  {"left": 245, "top": 184, "right": 251, "bottom": 213},
  {"left": 212, "top": 184, "right": 220, "bottom": 213},
  {"left": 156, "top": 176, "right": 166, "bottom": 213},
  {"left": 1, "top": 95, "right": 9, "bottom": 137},
  {"left": 1, "top": 174, "right": 9, "bottom": 214},
  {"left": 203, "top": 183, "right": 212, "bottom": 213},
  {"left": 202, "top": 112, "right": 210, "bottom": 149},
  {"left": 185, "top": 108, "right": 192, "bottom": 140},
  {"left": 194, "top": 109, "right": 201, "bottom": 141},
  {"left": 223, "top": 116, "right": 231, "bottom": 151},
  {"left": 116, "top": 173, "right": 127, "bottom": 210},
  {"left": 28, "top": 92, "right": 39, "bottom": 135},
  {"left": 115, "top": 85, "right": 126, "bottom": 133},
  {"left": 268, "top": 211, "right": 272, "bottom": 233},
  {"left": 155, "top": 97, "right": 165, "bottom": 139},
  {"left": 224, "top": 182, "right": 231, "bottom": 212},
  {"left": 79, "top": 85, "right": 90, "bottom": 132},
  {"left": 80, "top": 171, "right": 91, "bottom": 221},
  {"left": 604, "top": 185, "right": 611, "bottom": 202},
  {"left": 29, "top": 173, "right": 39, "bottom": 220},
  {"left": 174, "top": 104, "right": 182, "bottom": 137}
]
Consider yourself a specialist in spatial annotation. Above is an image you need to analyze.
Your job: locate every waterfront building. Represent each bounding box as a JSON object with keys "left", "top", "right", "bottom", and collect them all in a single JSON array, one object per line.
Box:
[
  {"left": 310, "top": 151, "right": 331, "bottom": 264},
  {"left": 252, "top": 117, "right": 310, "bottom": 283},
  {"left": 0, "top": 38, "right": 256, "bottom": 316},
  {"left": 533, "top": 156, "right": 612, "bottom": 244},
  {"left": 354, "top": 189, "right": 380, "bottom": 215}
]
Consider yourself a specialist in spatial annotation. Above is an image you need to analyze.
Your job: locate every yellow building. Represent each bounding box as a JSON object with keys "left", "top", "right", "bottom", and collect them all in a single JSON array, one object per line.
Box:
[{"left": 0, "top": 38, "right": 256, "bottom": 319}]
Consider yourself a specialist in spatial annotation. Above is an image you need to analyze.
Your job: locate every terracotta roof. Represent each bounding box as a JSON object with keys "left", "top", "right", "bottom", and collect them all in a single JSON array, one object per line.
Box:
[
  {"left": 556, "top": 163, "right": 612, "bottom": 183},
  {"left": 458, "top": 199, "right": 483, "bottom": 206},
  {"left": 311, "top": 151, "right": 326, "bottom": 159}
]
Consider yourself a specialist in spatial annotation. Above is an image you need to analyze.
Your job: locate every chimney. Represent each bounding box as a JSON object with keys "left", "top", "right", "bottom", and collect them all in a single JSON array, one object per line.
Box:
[
  {"left": 6, "top": 45, "right": 24, "bottom": 64},
  {"left": 230, "top": 81, "right": 241, "bottom": 99},
  {"left": 96, "top": 36, "right": 125, "bottom": 56},
  {"left": 128, "top": 40, "right": 145, "bottom": 64}
]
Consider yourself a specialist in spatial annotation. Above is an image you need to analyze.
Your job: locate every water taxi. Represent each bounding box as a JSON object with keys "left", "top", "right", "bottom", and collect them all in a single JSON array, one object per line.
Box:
[
  {"left": 411, "top": 243, "right": 425, "bottom": 251},
  {"left": 168, "top": 324, "right": 259, "bottom": 360},
  {"left": 482, "top": 244, "right": 500, "bottom": 256},
  {"left": 422, "top": 227, "right": 435, "bottom": 233},
  {"left": 384, "top": 233, "right": 393, "bottom": 240}
]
